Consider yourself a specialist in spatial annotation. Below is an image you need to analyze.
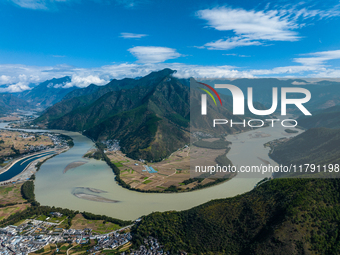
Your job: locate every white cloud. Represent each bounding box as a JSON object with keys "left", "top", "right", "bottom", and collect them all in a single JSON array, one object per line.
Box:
[
  {"left": 128, "top": 46, "right": 182, "bottom": 63},
  {"left": 0, "top": 82, "right": 31, "bottom": 93},
  {"left": 197, "top": 7, "right": 300, "bottom": 41},
  {"left": 120, "top": 33, "right": 148, "bottom": 39},
  {"left": 294, "top": 50, "right": 340, "bottom": 66},
  {"left": 2, "top": 48, "right": 340, "bottom": 93},
  {"left": 8, "top": 0, "right": 147, "bottom": 10},
  {"left": 115, "top": 0, "right": 143, "bottom": 8},
  {"left": 292, "top": 81, "right": 307, "bottom": 85},
  {"left": 63, "top": 75, "right": 108, "bottom": 88},
  {"left": 197, "top": 6, "right": 340, "bottom": 50},
  {"left": 206, "top": 37, "right": 262, "bottom": 50},
  {"left": 8, "top": 0, "right": 74, "bottom": 10},
  {"left": 0, "top": 75, "right": 12, "bottom": 85},
  {"left": 223, "top": 53, "right": 250, "bottom": 57},
  {"left": 10, "top": 0, "right": 48, "bottom": 9}
]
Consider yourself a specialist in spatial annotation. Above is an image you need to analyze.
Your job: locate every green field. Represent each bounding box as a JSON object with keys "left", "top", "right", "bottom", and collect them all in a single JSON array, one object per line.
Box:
[{"left": 71, "top": 214, "right": 121, "bottom": 234}]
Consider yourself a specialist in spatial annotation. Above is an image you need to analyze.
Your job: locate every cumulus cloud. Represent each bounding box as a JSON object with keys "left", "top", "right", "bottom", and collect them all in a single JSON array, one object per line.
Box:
[
  {"left": 63, "top": 75, "right": 108, "bottom": 88},
  {"left": 197, "top": 5, "right": 340, "bottom": 50},
  {"left": 128, "top": 46, "right": 182, "bottom": 63},
  {"left": 120, "top": 33, "right": 148, "bottom": 39},
  {"left": 0, "top": 82, "right": 31, "bottom": 93}
]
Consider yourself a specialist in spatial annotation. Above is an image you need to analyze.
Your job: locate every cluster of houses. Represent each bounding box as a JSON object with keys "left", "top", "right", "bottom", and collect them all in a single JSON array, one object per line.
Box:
[
  {"left": 20, "top": 132, "right": 71, "bottom": 153},
  {"left": 62, "top": 228, "right": 92, "bottom": 243},
  {"left": 90, "top": 231, "right": 132, "bottom": 252},
  {"left": 130, "top": 236, "right": 166, "bottom": 255},
  {"left": 192, "top": 131, "right": 213, "bottom": 139},
  {"left": 0, "top": 214, "right": 137, "bottom": 255},
  {"left": 102, "top": 139, "right": 121, "bottom": 152},
  {"left": 0, "top": 224, "right": 57, "bottom": 254}
]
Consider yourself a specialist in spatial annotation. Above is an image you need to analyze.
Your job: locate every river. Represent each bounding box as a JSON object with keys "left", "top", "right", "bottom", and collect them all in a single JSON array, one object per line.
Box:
[{"left": 0, "top": 121, "right": 302, "bottom": 220}]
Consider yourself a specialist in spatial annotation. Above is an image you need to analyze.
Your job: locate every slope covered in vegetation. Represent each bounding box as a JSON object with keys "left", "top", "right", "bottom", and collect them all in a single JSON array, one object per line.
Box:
[{"left": 132, "top": 178, "right": 340, "bottom": 254}]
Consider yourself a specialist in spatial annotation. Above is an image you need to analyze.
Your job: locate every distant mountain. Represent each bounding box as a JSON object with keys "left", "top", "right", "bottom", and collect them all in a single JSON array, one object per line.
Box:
[
  {"left": 270, "top": 127, "right": 340, "bottom": 177},
  {"left": 62, "top": 75, "right": 148, "bottom": 100},
  {"left": 0, "top": 93, "right": 31, "bottom": 115},
  {"left": 133, "top": 178, "right": 340, "bottom": 254},
  {"left": 35, "top": 69, "right": 190, "bottom": 160},
  {"left": 297, "top": 105, "right": 340, "bottom": 129},
  {"left": 17, "top": 76, "right": 78, "bottom": 108},
  {"left": 35, "top": 69, "right": 265, "bottom": 161},
  {"left": 37, "top": 69, "right": 176, "bottom": 124}
]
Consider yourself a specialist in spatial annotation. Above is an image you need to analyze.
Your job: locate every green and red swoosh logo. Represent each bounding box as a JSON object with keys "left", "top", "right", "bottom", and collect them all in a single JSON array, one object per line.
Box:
[{"left": 198, "top": 82, "right": 223, "bottom": 106}]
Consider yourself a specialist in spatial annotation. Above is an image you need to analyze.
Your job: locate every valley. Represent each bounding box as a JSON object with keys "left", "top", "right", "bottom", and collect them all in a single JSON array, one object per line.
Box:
[{"left": 0, "top": 71, "right": 339, "bottom": 254}]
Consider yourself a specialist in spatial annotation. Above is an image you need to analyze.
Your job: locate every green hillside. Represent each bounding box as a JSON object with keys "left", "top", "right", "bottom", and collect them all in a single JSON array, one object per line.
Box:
[
  {"left": 270, "top": 128, "right": 340, "bottom": 178},
  {"left": 297, "top": 105, "right": 340, "bottom": 129},
  {"left": 35, "top": 69, "right": 191, "bottom": 161},
  {"left": 0, "top": 93, "right": 31, "bottom": 115},
  {"left": 36, "top": 69, "right": 265, "bottom": 161},
  {"left": 132, "top": 178, "right": 340, "bottom": 254},
  {"left": 36, "top": 69, "right": 175, "bottom": 123}
]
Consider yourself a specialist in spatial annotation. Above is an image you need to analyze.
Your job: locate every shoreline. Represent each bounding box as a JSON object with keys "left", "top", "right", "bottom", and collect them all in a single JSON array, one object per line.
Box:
[{"left": 0, "top": 149, "right": 67, "bottom": 186}]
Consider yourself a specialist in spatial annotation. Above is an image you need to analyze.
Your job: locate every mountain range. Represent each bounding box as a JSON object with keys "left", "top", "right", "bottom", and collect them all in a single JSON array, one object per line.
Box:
[
  {"left": 0, "top": 93, "right": 31, "bottom": 116},
  {"left": 297, "top": 105, "right": 340, "bottom": 129},
  {"left": 35, "top": 70, "right": 276, "bottom": 161},
  {"left": 35, "top": 69, "right": 191, "bottom": 161},
  {"left": 270, "top": 127, "right": 340, "bottom": 178},
  {"left": 16, "top": 76, "right": 78, "bottom": 108},
  {"left": 34, "top": 70, "right": 232, "bottom": 160}
]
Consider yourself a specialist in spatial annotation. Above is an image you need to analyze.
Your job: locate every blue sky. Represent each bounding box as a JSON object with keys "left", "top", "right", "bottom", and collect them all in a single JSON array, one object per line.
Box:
[{"left": 1, "top": 0, "right": 340, "bottom": 91}]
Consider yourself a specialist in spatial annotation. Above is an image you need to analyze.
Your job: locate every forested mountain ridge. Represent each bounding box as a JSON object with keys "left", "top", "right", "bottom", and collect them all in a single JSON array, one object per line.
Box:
[
  {"left": 17, "top": 76, "right": 78, "bottom": 107},
  {"left": 35, "top": 69, "right": 190, "bottom": 160},
  {"left": 132, "top": 178, "right": 340, "bottom": 254},
  {"left": 270, "top": 127, "right": 340, "bottom": 177},
  {"left": 297, "top": 105, "right": 340, "bottom": 129},
  {"left": 35, "top": 69, "right": 268, "bottom": 161},
  {"left": 0, "top": 93, "right": 31, "bottom": 116}
]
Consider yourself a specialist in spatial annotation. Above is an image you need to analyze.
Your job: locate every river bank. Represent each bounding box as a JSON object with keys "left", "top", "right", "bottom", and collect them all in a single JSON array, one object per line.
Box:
[{"left": 0, "top": 120, "right": 303, "bottom": 220}]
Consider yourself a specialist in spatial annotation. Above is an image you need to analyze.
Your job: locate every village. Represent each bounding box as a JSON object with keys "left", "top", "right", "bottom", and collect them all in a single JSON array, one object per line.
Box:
[
  {"left": 0, "top": 212, "right": 166, "bottom": 255},
  {"left": 0, "top": 211, "right": 134, "bottom": 254}
]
